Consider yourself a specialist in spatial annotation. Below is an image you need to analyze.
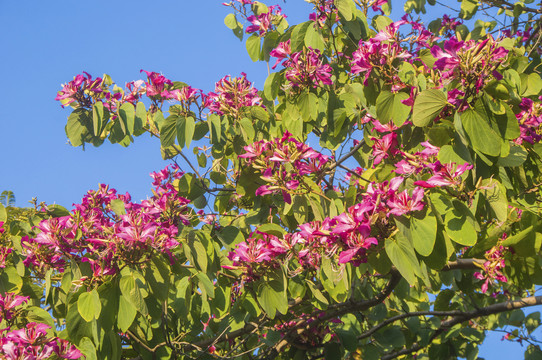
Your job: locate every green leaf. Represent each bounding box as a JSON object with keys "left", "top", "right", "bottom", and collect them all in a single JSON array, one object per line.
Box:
[
  {"left": 445, "top": 207, "right": 477, "bottom": 246},
  {"left": 119, "top": 103, "right": 135, "bottom": 135},
  {"left": 119, "top": 273, "right": 148, "bottom": 316},
  {"left": 298, "top": 91, "right": 318, "bottom": 121},
  {"left": 385, "top": 236, "right": 421, "bottom": 285},
  {"left": 117, "top": 296, "right": 137, "bottom": 332},
  {"left": 0, "top": 204, "right": 6, "bottom": 222},
  {"left": 410, "top": 212, "right": 437, "bottom": 257},
  {"left": 79, "top": 337, "right": 97, "bottom": 360},
  {"left": 240, "top": 117, "right": 255, "bottom": 142},
  {"left": 110, "top": 199, "right": 126, "bottom": 216},
  {"left": 304, "top": 23, "right": 325, "bottom": 51},
  {"left": 145, "top": 256, "right": 170, "bottom": 301},
  {"left": 434, "top": 289, "right": 456, "bottom": 311},
  {"left": 224, "top": 13, "right": 238, "bottom": 29},
  {"left": 257, "top": 223, "right": 286, "bottom": 237},
  {"left": 66, "top": 301, "right": 97, "bottom": 344},
  {"left": 459, "top": 0, "right": 479, "bottom": 19},
  {"left": 26, "top": 306, "right": 55, "bottom": 328},
  {"left": 160, "top": 115, "right": 177, "bottom": 148},
  {"left": 335, "top": 0, "right": 353, "bottom": 20},
  {"left": 0, "top": 266, "right": 22, "bottom": 293},
  {"left": 264, "top": 72, "right": 280, "bottom": 100},
  {"left": 481, "top": 179, "right": 508, "bottom": 222},
  {"left": 521, "top": 73, "right": 542, "bottom": 97},
  {"left": 246, "top": 34, "right": 261, "bottom": 62},
  {"left": 412, "top": 89, "right": 447, "bottom": 127},
  {"left": 460, "top": 108, "right": 501, "bottom": 157},
  {"left": 78, "top": 290, "right": 102, "bottom": 322},
  {"left": 134, "top": 102, "right": 146, "bottom": 134},
  {"left": 224, "top": 13, "right": 243, "bottom": 41},
  {"left": 196, "top": 273, "right": 215, "bottom": 299},
  {"left": 283, "top": 103, "right": 303, "bottom": 138},
  {"left": 92, "top": 102, "right": 104, "bottom": 136},
  {"left": 66, "top": 109, "right": 91, "bottom": 147},
  {"left": 256, "top": 269, "right": 287, "bottom": 318},
  {"left": 498, "top": 145, "right": 527, "bottom": 167},
  {"left": 217, "top": 226, "right": 245, "bottom": 247},
  {"left": 291, "top": 22, "right": 311, "bottom": 52},
  {"left": 376, "top": 91, "right": 410, "bottom": 125},
  {"left": 208, "top": 114, "right": 222, "bottom": 144},
  {"left": 186, "top": 231, "right": 208, "bottom": 272}
]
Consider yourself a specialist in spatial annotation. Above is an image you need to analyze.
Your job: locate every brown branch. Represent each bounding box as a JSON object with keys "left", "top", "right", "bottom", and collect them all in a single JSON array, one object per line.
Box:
[
  {"left": 381, "top": 295, "right": 542, "bottom": 360},
  {"left": 186, "top": 258, "right": 485, "bottom": 357},
  {"left": 327, "top": 139, "right": 366, "bottom": 172},
  {"left": 264, "top": 271, "right": 402, "bottom": 359}
]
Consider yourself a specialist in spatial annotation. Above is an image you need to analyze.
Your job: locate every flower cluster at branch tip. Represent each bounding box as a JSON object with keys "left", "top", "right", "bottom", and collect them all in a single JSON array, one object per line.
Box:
[
  {"left": 514, "top": 96, "right": 542, "bottom": 144},
  {"left": 393, "top": 141, "right": 473, "bottom": 189},
  {"left": 239, "top": 132, "right": 330, "bottom": 204},
  {"left": 0, "top": 293, "right": 82, "bottom": 359},
  {"left": 438, "top": 15, "right": 462, "bottom": 38},
  {"left": 431, "top": 36, "right": 508, "bottom": 110},
  {"left": 474, "top": 235, "right": 509, "bottom": 294},
  {"left": 351, "top": 20, "right": 412, "bottom": 87},
  {"left": 21, "top": 165, "right": 190, "bottom": 281},
  {"left": 55, "top": 72, "right": 109, "bottom": 109},
  {"left": 246, "top": 5, "right": 286, "bottom": 36},
  {"left": 271, "top": 43, "right": 333, "bottom": 88},
  {"left": 205, "top": 73, "right": 262, "bottom": 117},
  {"left": 228, "top": 170, "right": 429, "bottom": 278},
  {"left": 0, "top": 222, "right": 11, "bottom": 269},
  {"left": 307, "top": 0, "right": 337, "bottom": 27}
]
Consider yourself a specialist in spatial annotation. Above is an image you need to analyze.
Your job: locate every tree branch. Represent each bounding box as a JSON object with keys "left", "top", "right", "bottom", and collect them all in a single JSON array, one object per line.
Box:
[{"left": 381, "top": 295, "right": 542, "bottom": 360}]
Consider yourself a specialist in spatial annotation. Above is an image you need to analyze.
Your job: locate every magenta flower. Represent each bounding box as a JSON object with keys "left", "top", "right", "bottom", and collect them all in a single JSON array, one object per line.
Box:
[
  {"left": 206, "top": 73, "right": 262, "bottom": 116},
  {"left": 371, "top": 132, "right": 398, "bottom": 165},
  {"left": 283, "top": 47, "right": 333, "bottom": 88},
  {"left": 387, "top": 187, "right": 425, "bottom": 216},
  {"left": 141, "top": 70, "right": 174, "bottom": 99},
  {"left": 414, "top": 162, "right": 472, "bottom": 188},
  {"left": 270, "top": 40, "right": 291, "bottom": 69},
  {"left": 246, "top": 5, "right": 286, "bottom": 36}
]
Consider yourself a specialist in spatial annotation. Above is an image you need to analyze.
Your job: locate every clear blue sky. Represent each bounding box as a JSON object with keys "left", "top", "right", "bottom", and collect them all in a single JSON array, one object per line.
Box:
[{"left": 0, "top": 0, "right": 537, "bottom": 357}]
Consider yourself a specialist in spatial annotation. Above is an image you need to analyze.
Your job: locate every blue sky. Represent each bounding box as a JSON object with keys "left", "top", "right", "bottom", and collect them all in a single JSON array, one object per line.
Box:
[{"left": 0, "top": 0, "right": 538, "bottom": 357}]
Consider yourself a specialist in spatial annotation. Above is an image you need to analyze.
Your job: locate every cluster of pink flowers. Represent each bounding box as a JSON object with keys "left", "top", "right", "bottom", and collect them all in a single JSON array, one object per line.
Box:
[
  {"left": 271, "top": 43, "right": 333, "bottom": 88},
  {"left": 0, "top": 293, "right": 82, "bottom": 359},
  {"left": 514, "top": 97, "right": 542, "bottom": 144},
  {"left": 0, "top": 222, "right": 11, "bottom": 268},
  {"left": 474, "top": 236, "right": 509, "bottom": 293},
  {"left": 55, "top": 72, "right": 110, "bottom": 109},
  {"left": 55, "top": 70, "right": 178, "bottom": 114},
  {"left": 205, "top": 73, "right": 262, "bottom": 117},
  {"left": 351, "top": 21, "right": 412, "bottom": 86},
  {"left": 431, "top": 36, "right": 508, "bottom": 110},
  {"left": 21, "top": 165, "right": 190, "bottom": 280},
  {"left": 228, "top": 175, "right": 426, "bottom": 277},
  {"left": 246, "top": 5, "right": 286, "bottom": 36},
  {"left": 393, "top": 142, "right": 473, "bottom": 189},
  {"left": 307, "top": 0, "right": 337, "bottom": 27},
  {"left": 1, "top": 323, "right": 82, "bottom": 359},
  {"left": 439, "top": 15, "right": 462, "bottom": 38},
  {"left": 239, "top": 132, "right": 330, "bottom": 204}
]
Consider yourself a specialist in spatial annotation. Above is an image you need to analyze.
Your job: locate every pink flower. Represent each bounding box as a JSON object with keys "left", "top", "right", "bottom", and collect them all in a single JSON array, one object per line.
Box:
[
  {"left": 246, "top": 5, "right": 286, "bottom": 36},
  {"left": 206, "top": 73, "right": 262, "bottom": 116},
  {"left": 387, "top": 187, "right": 425, "bottom": 216},
  {"left": 270, "top": 40, "right": 291, "bottom": 69},
  {"left": 283, "top": 48, "right": 333, "bottom": 88},
  {"left": 140, "top": 70, "right": 174, "bottom": 99},
  {"left": 371, "top": 132, "right": 398, "bottom": 165}
]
